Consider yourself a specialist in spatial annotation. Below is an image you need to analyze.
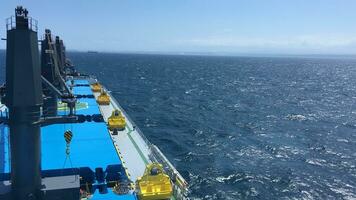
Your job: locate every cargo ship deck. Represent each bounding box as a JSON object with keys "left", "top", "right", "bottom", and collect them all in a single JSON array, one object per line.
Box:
[{"left": 0, "top": 77, "right": 187, "bottom": 199}]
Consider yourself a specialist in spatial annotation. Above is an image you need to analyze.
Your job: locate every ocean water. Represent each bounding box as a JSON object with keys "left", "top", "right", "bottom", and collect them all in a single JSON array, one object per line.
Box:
[{"left": 1, "top": 51, "right": 356, "bottom": 199}]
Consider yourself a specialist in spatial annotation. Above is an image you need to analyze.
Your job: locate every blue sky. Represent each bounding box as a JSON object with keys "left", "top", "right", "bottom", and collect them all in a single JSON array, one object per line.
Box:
[{"left": 1, "top": 0, "right": 356, "bottom": 54}]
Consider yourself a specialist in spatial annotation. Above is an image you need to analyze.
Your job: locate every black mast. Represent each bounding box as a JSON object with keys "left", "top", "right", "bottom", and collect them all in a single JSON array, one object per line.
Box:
[{"left": 4, "top": 6, "right": 42, "bottom": 199}]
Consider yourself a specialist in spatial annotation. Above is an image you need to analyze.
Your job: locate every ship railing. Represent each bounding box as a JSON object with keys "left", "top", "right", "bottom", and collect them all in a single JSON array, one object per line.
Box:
[
  {"left": 6, "top": 15, "right": 38, "bottom": 32},
  {"left": 106, "top": 86, "right": 189, "bottom": 199},
  {"left": 106, "top": 87, "right": 153, "bottom": 147},
  {"left": 86, "top": 78, "right": 150, "bottom": 143},
  {"left": 150, "top": 145, "right": 189, "bottom": 200},
  {"left": 85, "top": 75, "right": 152, "bottom": 146},
  {"left": 86, "top": 76, "right": 189, "bottom": 199},
  {"left": 39, "top": 29, "right": 58, "bottom": 44}
]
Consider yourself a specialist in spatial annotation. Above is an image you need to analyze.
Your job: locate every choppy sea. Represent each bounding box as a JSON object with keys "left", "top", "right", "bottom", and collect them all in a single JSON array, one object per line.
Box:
[{"left": 1, "top": 51, "right": 356, "bottom": 199}]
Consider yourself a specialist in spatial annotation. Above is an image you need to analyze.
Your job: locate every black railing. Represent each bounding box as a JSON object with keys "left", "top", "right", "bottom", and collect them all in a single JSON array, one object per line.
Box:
[{"left": 6, "top": 16, "right": 38, "bottom": 32}]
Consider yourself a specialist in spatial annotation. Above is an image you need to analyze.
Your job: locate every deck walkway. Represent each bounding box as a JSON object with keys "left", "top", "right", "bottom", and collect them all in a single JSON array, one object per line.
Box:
[{"left": 94, "top": 90, "right": 152, "bottom": 181}]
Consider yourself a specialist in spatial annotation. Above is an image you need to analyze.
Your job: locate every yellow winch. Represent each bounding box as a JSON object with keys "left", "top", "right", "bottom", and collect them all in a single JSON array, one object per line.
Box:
[
  {"left": 91, "top": 82, "right": 102, "bottom": 92},
  {"left": 136, "top": 163, "right": 173, "bottom": 200},
  {"left": 96, "top": 91, "right": 110, "bottom": 105},
  {"left": 108, "top": 110, "right": 126, "bottom": 131}
]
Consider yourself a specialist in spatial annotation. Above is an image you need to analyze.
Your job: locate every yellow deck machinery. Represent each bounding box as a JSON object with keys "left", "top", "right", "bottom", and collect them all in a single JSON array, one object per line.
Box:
[
  {"left": 97, "top": 90, "right": 110, "bottom": 105},
  {"left": 91, "top": 82, "right": 102, "bottom": 92},
  {"left": 136, "top": 163, "right": 173, "bottom": 200},
  {"left": 108, "top": 109, "right": 126, "bottom": 131}
]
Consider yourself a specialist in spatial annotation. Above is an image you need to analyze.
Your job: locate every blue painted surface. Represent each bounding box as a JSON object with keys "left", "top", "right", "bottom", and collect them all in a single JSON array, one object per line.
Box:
[
  {"left": 0, "top": 124, "right": 10, "bottom": 173},
  {"left": 76, "top": 98, "right": 100, "bottom": 115},
  {"left": 60, "top": 79, "right": 99, "bottom": 115},
  {"left": 73, "top": 79, "right": 90, "bottom": 85},
  {"left": 72, "top": 86, "right": 92, "bottom": 95},
  {"left": 41, "top": 122, "right": 120, "bottom": 170},
  {"left": 58, "top": 98, "right": 100, "bottom": 116},
  {"left": 0, "top": 78, "right": 135, "bottom": 199},
  {"left": 91, "top": 190, "right": 137, "bottom": 200},
  {"left": 60, "top": 79, "right": 101, "bottom": 115},
  {"left": 0, "top": 78, "right": 121, "bottom": 172},
  {"left": 67, "top": 79, "right": 90, "bottom": 85},
  {"left": 43, "top": 79, "right": 120, "bottom": 171}
]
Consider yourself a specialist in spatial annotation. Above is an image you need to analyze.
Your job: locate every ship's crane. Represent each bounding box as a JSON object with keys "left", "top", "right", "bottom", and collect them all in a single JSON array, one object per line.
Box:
[
  {"left": 0, "top": 7, "right": 80, "bottom": 199},
  {"left": 40, "top": 28, "right": 77, "bottom": 117}
]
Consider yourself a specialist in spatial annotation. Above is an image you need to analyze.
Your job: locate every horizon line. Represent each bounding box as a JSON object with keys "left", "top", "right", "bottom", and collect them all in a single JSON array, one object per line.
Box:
[{"left": 1, "top": 48, "right": 356, "bottom": 58}]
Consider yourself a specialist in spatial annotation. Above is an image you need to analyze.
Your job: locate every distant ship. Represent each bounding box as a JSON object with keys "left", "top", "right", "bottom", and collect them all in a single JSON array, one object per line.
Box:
[
  {"left": 87, "top": 51, "right": 99, "bottom": 54},
  {"left": 0, "top": 6, "right": 188, "bottom": 200}
]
